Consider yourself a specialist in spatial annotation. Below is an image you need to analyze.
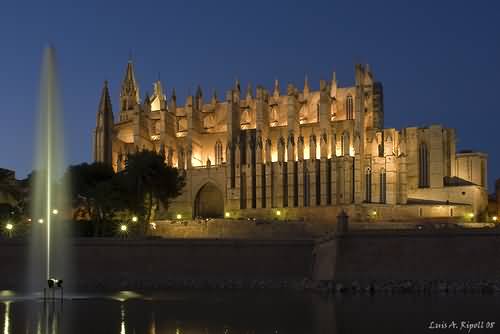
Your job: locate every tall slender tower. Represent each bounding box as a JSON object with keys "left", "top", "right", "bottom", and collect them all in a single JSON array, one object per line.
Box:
[
  {"left": 93, "top": 80, "right": 114, "bottom": 165},
  {"left": 119, "top": 60, "right": 140, "bottom": 121}
]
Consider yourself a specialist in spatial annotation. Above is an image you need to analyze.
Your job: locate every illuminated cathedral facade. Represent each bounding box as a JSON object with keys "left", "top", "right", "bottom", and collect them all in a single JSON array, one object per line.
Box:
[{"left": 93, "top": 62, "right": 488, "bottom": 223}]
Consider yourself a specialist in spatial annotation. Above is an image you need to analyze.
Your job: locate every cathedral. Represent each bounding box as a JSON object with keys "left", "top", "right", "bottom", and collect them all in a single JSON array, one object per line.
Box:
[{"left": 93, "top": 61, "right": 488, "bottom": 223}]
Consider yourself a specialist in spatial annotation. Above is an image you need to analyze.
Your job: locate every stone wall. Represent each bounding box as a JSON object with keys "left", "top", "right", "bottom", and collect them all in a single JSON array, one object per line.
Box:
[
  {"left": 153, "top": 219, "right": 319, "bottom": 239},
  {"left": 313, "top": 230, "right": 500, "bottom": 283},
  {"left": 0, "top": 238, "right": 314, "bottom": 290}
]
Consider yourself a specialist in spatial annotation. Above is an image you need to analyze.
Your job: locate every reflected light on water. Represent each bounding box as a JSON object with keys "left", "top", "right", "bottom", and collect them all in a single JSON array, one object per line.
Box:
[
  {"left": 149, "top": 312, "right": 156, "bottom": 334},
  {"left": 0, "top": 291, "right": 15, "bottom": 299},
  {"left": 112, "top": 291, "right": 142, "bottom": 302},
  {"left": 3, "top": 302, "right": 10, "bottom": 334},
  {"left": 120, "top": 303, "right": 126, "bottom": 334}
]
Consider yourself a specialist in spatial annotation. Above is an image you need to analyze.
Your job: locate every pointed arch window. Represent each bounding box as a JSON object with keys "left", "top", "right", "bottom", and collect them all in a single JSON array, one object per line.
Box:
[
  {"left": 270, "top": 106, "right": 279, "bottom": 127},
  {"left": 418, "top": 142, "right": 429, "bottom": 188},
  {"left": 346, "top": 95, "right": 354, "bottom": 120},
  {"left": 380, "top": 168, "right": 386, "bottom": 204},
  {"left": 365, "top": 167, "right": 372, "bottom": 203},
  {"left": 341, "top": 131, "right": 350, "bottom": 156},
  {"left": 214, "top": 140, "right": 223, "bottom": 165}
]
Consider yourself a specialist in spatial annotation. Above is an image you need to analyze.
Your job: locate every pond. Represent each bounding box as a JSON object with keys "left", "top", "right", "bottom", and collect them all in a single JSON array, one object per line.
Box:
[{"left": 0, "top": 290, "right": 499, "bottom": 333}]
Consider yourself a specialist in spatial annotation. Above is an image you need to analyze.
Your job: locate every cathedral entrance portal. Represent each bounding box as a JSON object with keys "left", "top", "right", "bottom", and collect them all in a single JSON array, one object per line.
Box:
[{"left": 194, "top": 182, "right": 224, "bottom": 218}]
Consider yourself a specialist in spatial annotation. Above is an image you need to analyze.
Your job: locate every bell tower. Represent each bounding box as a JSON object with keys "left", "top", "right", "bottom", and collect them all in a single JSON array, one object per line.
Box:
[
  {"left": 93, "top": 80, "right": 114, "bottom": 166},
  {"left": 119, "top": 60, "right": 140, "bottom": 121}
]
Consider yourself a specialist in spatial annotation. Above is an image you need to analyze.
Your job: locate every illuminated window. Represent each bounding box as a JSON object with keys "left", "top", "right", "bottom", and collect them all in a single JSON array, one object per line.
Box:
[
  {"left": 380, "top": 168, "right": 386, "bottom": 204},
  {"left": 214, "top": 140, "right": 223, "bottom": 165},
  {"left": 346, "top": 95, "right": 353, "bottom": 120},
  {"left": 341, "top": 131, "right": 349, "bottom": 156},
  {"left": 418, "top": 142, "right": 429, "bottom": 188},
  {"left": 365, "top": 168, "right": 372, "bottom": 203},
  {"left": 270, "top": 106, "right": 278, "bottom": 127}
]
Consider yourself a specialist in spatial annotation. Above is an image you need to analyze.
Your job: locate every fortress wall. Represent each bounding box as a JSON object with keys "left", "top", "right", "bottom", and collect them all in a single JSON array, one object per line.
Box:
[
  {"left": 235, "top": 204, "right": 469, "bottom": 224},
  {"left": 0, "top": 239, "right": 313, "bottom": 290},
  {"left": 313, "top": 231, "right": 500, "bottom": 282},
  {"left": 153, "top": 219, "right": 317, "bottom": 239}
]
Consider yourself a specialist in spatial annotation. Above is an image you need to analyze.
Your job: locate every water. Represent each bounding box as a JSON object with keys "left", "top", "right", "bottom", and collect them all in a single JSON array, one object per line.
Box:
[
  {"left": 0, "top": 291, "right": 499, "bottom": 333},
  {"left": 29, "top": 46, "right": 71, "bottom": 292}
]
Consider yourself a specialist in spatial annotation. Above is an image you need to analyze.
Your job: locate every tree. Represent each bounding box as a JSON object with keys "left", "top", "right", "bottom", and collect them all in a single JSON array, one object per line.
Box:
[
  {"left": 0, "top": 168, "right": 22, "bottom": 205},
  {"left": 66, "top": 162, "right": 117, "bottom": 236},
  {"left": 120, "top": 150, "right": 185, "bottom": 235}
]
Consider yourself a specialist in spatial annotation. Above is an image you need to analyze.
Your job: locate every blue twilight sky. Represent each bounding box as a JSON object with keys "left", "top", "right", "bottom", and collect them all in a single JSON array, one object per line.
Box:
[{"left": 0, "top": 0, "right": 499, "bottom": 190}]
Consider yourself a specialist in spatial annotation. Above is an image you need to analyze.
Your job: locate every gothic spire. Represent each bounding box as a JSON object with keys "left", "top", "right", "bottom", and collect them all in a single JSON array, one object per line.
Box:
[
  {"left": 98, "top": 80, "right": 112, "bottom": 114},
  {"left": 94, "top": 80, "right": 114, "bottom": 166},
  {"left": 330, "top": 71, "right": 338, "bottom": 98},
  {"left": 303, "top": 74, "right": 310, "bottom": 95},
  {"left": 246, "top": 82, "right": 252, "bottom": 100},
  {"left": 120, "top": 60, "right": 140, "bottom": 111},
  {"left": 171, "top": 87, "right": 177, "bottom": 101},
  {"left": 235, "top": 78, "right": 241, "bottom": 93},
  {"left": 153, "top": 80, "right": 164, "bottom": 98},
  {"left": 273, "top": 78, "right": 280, "bottom": 96},
  {"left": 196, "top": 85, "right": 203, "bottom": 98},
  {"left": 211, "top": 89, "right": 218, "bottom": 104}
]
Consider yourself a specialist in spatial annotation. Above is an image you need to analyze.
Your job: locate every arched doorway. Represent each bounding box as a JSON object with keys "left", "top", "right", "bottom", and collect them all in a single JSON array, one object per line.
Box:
[{"left": 194, "top": 182, "right": 224, "bottom": 218}]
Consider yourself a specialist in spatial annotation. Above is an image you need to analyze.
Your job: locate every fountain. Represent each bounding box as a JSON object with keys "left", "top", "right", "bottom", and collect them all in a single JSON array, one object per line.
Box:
[{"left": 28, "top": 46, "right": 71, "bottom": 295}]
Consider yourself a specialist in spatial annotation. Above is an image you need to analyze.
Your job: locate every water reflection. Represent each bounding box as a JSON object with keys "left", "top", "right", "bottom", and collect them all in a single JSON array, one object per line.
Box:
[
  {"left": 120, "top": 303, "right": 126, "bottom": 334},
  {"left": 40, "top": 301, "right": 62, "bottom": 334},
  {"left": 3, "top": 302, "right": 10, "bottom": 334},
  {"left": 0, "top": 291, "right": 498, "bottom": 333},
  {"left": 149, "top": 312, "right": 156, "bottom": 334}
]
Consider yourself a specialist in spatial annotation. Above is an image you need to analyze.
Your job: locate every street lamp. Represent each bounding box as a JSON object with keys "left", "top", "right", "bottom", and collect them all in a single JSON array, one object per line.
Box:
[
  {"left": 131, "top": 216, "right": 138, "bottom": 223},
  {"left": 120, "top": 224, "right": 128, "bottom": 232},
  {"left": 52, "top": 209, "right": 59, "bottom": 215},
  {"left": 5, "top": 223, "right": 13, "bottom": 238}
]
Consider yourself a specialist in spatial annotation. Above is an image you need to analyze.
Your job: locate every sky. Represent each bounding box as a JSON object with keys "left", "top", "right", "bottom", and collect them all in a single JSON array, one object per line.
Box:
[{"left": 0, "top": 0, "right": 498, "bottom": 190}]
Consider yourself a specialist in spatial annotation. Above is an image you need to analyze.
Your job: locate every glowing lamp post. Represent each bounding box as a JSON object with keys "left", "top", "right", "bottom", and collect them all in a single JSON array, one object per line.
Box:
[
  {"left": 5, "top": 223, "right": 13, "bottom": 238},
  {"left": 131, "top": 216, "right": 138, "bottom": 223},
  {"left": 119, "top": 224, "right": 128, "bottom": 239}
]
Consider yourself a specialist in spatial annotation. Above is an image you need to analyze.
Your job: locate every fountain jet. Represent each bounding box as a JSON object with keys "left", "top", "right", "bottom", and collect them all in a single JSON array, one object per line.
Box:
[{"left": 28, "top": 46, "right": 71, "bottom": 293}]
